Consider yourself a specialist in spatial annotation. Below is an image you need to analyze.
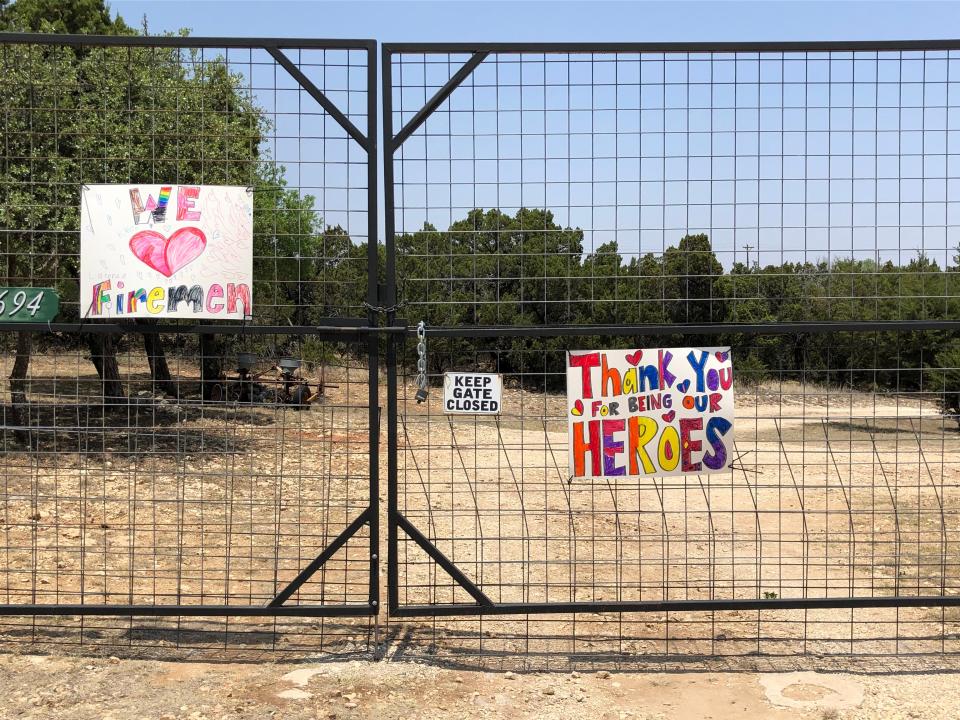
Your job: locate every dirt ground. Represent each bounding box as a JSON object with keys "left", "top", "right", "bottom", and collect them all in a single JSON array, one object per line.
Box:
[
  {"left": 0, "top": 652, "right": 956, "bottom": 720},
  {"left": 0, "top": 349, "right": 958, "bottom": 717}
]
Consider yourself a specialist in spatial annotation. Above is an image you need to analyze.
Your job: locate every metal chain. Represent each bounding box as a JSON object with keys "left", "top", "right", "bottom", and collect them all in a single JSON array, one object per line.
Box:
[
  {"left": 362, "top": 300, "right": 405, "bottom": 314},
  {"left": 415, "top": 321, "right": 428, "bottom": 403}
]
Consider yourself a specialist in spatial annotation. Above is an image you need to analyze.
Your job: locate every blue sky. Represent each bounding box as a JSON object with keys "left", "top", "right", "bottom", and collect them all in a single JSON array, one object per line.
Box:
[
  {"left": 109, "top": 1, "right": 960, "bottom": 45},
  {"left": 106, "top": 1, "right": 960, "bottom": 268}
]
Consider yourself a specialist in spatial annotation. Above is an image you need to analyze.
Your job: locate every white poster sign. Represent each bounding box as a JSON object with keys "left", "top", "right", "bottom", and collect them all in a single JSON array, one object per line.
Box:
[
  {"left": 443, "top": 373, "right": 503, "bottom": 414},
  {"left": 80, "top": 184, "right": 253, "bottom": 320},
  {"left": 566, "top": 347, "right": 735, "bottom": 478}
]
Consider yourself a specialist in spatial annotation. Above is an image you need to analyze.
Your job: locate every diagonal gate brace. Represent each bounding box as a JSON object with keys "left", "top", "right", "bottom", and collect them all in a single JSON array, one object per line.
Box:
[
  {"left": 267, "top": 47, "right": 370, "bottom": 150},
  {"left": 397, "top": 512, "right": 493, "bottom": 607},
  {"left": 390, "top": 51, "right": 489, "bottom": 151},
  {"left": 268, "top": 506, "right": 372, "bottom": 607}
]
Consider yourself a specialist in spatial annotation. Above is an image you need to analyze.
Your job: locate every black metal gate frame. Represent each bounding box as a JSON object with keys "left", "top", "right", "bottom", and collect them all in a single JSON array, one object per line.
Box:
[
  {"left": 0, "top": 33, "right": 380, "bottom": 619},
  {"left": 381, "top": 39, "right": 960, "bottom": 618},
  {"left": 6, "top": 35, "right": 960, "bottom": 621}
]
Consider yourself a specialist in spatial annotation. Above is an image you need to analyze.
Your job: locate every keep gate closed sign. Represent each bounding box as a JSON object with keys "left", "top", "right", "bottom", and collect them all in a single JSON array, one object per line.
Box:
[{"left": 443, "top": 373, "right": 502, "bottom": 414}]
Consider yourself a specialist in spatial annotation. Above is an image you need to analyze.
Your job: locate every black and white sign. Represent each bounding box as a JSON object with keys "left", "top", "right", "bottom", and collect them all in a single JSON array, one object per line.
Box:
[{"left": 443, "top": 373, "right": 502, "bottom": 415}]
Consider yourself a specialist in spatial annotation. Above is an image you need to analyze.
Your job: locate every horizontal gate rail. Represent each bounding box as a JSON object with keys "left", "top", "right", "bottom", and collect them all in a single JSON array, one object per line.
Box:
[
  {"left": 392, "top": 596, "right": 960, "bottom": 619},
  {"left": 384, "top": 39, "right": 960, "bottom": 52},
  {"left": 0, "top": 32, "right": 375, "bottom": 49},
  {"left": 406, "top": 320, "right": 960, "bottom": 339},
  {"left": 0, "top": 604, "right": 375, "bottom": 617}
]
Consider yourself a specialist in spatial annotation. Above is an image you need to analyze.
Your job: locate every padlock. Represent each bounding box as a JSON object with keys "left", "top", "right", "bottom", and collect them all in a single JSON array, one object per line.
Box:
[{"left": 415, "top": 386, "right": 428, "bottom": 404}]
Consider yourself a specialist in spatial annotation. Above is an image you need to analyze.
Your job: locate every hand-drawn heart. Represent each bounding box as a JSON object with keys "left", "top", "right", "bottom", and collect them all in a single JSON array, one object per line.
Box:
[
  {"left": 661, "top": 410, "right": 676, "bottom": 422},
  {"left": 677, "top": 379, "right": 691, "bottom": 393},
  {"left": 129, "top": 227, "right": 207, "bottom": 277},
  {"left": 571, "top": 399, "right": 584, "bottom": 416},
  {"left": 625, "top": 350, "right": 643, "bottom": 366},
  {"left": 715, "top": 351, "right": 729, "bottom": 363}
]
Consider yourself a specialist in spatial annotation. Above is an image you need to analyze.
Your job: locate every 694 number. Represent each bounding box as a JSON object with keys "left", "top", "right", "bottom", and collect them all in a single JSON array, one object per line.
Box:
[{"left": 0, "top": 289, "right": 46, "bottom": 318}]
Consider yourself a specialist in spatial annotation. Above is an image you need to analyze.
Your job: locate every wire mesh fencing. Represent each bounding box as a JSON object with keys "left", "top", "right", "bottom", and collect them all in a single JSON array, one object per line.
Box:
[
  {"left": 6, "top": 34, "right": 960, "bottom": 666},
  {"left": 0, "top": 33, "right": 379, "bottom": 656},
  {"left": 383, "top": 42, "right": 960, "bottom": 664}
]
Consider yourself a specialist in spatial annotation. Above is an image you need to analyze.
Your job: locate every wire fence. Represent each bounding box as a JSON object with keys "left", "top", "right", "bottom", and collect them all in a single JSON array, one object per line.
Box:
[
  {"left": 0, "top": 33, "right": 379, "bottom": 656},
  {"left": 383, "top": 42, "right": 960, "bottom": 664},
  {"left": 5, "top": 35, "right": 960, "bottom": 666}
]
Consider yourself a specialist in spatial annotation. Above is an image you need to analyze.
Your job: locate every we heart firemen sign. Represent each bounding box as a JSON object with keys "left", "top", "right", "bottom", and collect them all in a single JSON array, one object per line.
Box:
[
  {"left": 80, "top": 184, "right": 253, "bottom": 320},
  {"left": 567, "top": 347, "right": 735, "bottom": 478}
]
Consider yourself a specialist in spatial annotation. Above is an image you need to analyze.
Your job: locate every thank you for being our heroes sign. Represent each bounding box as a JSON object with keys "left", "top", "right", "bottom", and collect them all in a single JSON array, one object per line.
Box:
[
  {"left": 443, "top": 373, "right": 502, "bottom": 414},
  {"left": 80, "top": 184, "right": 253, "bottom": 320},
  {"left": 567, "top": 348, "right": 734, "bottom": 478}
]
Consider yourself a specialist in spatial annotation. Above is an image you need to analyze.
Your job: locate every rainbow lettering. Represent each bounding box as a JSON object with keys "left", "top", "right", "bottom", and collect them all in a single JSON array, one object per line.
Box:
[{"left": 567, "top": 347, "right": 734, "bottom": 478}]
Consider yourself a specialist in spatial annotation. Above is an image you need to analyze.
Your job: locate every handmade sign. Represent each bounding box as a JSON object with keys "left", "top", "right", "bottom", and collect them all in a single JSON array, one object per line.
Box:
[
  {"left": 80, "top": 184, "right": 253, "bottom": 320},
  {"left": 567, "top": 348, "right": 734, "bottom": 478},
  {"left": 443, "top": 372, "right": 502, "bottom": 414}
]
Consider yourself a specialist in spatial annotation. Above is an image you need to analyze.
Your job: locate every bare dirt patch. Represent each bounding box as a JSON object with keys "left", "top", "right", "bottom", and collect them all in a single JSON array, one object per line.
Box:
[{"left": 0, "top": 652, "right": 958, "bottom": 720}]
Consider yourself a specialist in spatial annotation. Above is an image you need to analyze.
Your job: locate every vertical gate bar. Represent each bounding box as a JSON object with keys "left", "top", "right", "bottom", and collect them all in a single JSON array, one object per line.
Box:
[
  {"left": 365, "top": 39, "right": 380, "bottom": 613},
  {"left": 381, "top": 45, "right": 400, "bottom": 613}
]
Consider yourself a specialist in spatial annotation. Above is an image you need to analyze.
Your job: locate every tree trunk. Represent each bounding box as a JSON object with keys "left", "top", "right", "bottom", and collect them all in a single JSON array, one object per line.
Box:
[
  {"left": 5, "top": 250, "right": 34, "bottom": 446},
  {"left": 87, "top": 333, "right": 125, "bottom": 402},
  {"left": 200, "top": 334, "right": 222, "bottom": 401},
  {"left": 137, "top": 320, "right": 176, "bottom": 396},
  {"left": 9, "top": 331, "right": 33, "bottom": 447}
]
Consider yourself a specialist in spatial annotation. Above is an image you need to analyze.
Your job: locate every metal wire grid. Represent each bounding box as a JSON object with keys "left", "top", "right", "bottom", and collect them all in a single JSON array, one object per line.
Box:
[
  {"left": 384, "top": 610, "right": 960, "bottom": 671},
  {"left": 0, "top": 38, "right": 373, "bottom": 323},
  {"left": 395, "top": 336, "right": 960, "bottom": 603},
  {"left": 0, "top": 337, "right": 371, "bottom": 606},
  {"left": 389, "top": 335, "right": 960, "bottom": 663},
  {"left": 387, "top": 49, "right": 960, "bottom": 325},
  {"left": 0, "top": 333, "right": 379, "bottom": 656},
  {"left": 383, "top": 44, "right": 960, "bottom": 661},
  {"left": 0, "top": 615, "right": 377, "bottom": 659},
  {"left": 0, "top": 34, "right": 379, "bottom": 655}
]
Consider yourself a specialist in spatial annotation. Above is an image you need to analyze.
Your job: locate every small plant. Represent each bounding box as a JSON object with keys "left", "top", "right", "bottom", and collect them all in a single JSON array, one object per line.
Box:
[
  {"left": 302, "top": 336, "right": 337, "bottom": 368},
  {"left": 763, "top": 591, "right": 778, "bottom": 599},
  {"left": 734, "top": 353, "right": 768, "bottom": 387},
  {"left": 931, "top": 340, "right": 960, "bottom": 430}
]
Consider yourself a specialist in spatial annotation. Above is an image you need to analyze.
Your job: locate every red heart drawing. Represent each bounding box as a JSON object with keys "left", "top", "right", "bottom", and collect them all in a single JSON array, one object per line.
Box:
[
  {"left": 661, "top": 410, "right": 675, "bottom": 422},
  {"left": 129, "top": 227, "right": 207, "bottom": 277},
  {"left": 625, "top": 350, "right": 643, "bottom": 366},
  {"left": 715, "top": 351, "right": 729, "bottom": 363},
  {"left": 571, "top": 399, "right": 584, "bottom": 416}
]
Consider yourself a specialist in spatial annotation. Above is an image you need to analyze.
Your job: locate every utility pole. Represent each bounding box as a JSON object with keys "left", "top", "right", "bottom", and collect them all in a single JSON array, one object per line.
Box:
[{"left": 743, "top": 243, "right": 754, "bottom": 270}]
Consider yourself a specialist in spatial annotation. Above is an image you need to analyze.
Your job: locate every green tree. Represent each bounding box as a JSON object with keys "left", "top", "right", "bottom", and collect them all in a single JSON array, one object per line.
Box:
[
  {"left": 0, "top": 0, "right": 316, "bottom": 405},
  {"left": 0, "top": 0, "right": 136, "bottom": 421},
  {"left": 0, "top": 0, "right": 130, "bottom": 34},
  {"left": 396, "top": 208, "right": 584, "bottom": 378},
  {"left": 661, "top": 233, "right": 725, "bottom": 326},
  {"left": 930, "top": 339, "right": 960, "bottom": 428}
]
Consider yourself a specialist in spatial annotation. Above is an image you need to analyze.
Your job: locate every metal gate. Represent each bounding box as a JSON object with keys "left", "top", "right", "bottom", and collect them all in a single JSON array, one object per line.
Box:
[
  {"left": 382, "top": 41, "right": 960, "bottom": 624},
  {"left": 6, "top": 34, "right": 960, "bottom": 648},
  {"left": 0, "top": 33, "right": 379, "bottom": 619}
]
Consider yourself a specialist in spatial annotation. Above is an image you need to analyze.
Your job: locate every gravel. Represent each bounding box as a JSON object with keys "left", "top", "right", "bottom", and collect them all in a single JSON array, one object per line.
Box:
[{"left": 0, "top": 652, "right": 957, "bottom": 719}]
